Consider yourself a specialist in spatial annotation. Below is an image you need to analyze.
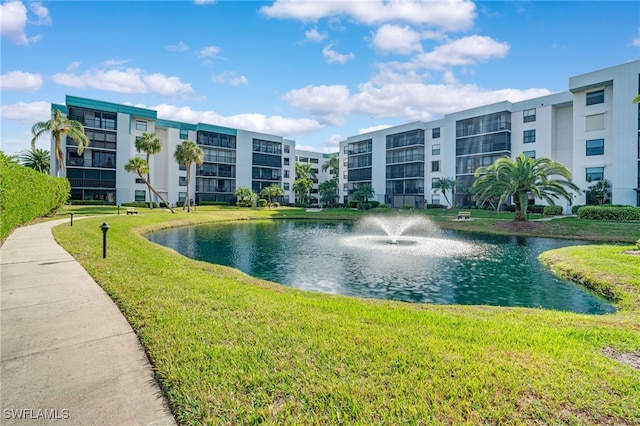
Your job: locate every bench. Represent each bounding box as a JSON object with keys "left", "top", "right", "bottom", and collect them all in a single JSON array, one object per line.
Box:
[
  {"left": 457, "top": 211, "right": 471, "bottom": 220},
  {"left": 126, "top": 207, "right": 138, "bottom": 215}
]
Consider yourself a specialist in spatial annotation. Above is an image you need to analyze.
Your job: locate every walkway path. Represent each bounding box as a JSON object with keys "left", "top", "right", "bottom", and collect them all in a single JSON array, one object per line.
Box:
[{"left": 1, "top": 219, "right": 175, "bottom": 426}]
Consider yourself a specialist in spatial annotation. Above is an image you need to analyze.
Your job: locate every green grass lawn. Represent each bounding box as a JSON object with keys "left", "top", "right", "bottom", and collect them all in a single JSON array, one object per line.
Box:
[{"left": 52, "top": 207, "right": 640, "bottom": 424}]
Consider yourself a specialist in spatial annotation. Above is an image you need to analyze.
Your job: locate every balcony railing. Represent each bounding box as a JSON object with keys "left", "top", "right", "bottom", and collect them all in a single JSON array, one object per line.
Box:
[
  {"left": 67, "top": 159, "right": 115, "bottom": 169},
  {"left": 68, "top": 179, "right": 116, "bottom": 188}
]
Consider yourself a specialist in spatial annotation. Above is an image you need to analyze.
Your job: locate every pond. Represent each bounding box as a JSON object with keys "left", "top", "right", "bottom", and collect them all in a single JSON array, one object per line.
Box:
[{"left": 146, "top": 217, "right": 616, "bottom": 315}]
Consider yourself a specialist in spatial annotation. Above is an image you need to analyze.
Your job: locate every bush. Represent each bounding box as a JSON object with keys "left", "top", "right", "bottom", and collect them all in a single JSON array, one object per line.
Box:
[
  {"left": 69, "top": 200, "right": 105, "bottom": 205},
  {"left": 577, "top": 206, "right": 640, "bottom": 221},
  {"left": 370, "top": 200, "right": 380, "bottom": 208},
  {"left": 0, "top": 152, "right": 70, "bottom": 239},
  {"left": 236, "top": 201, "right": 252, "bottom": 207},
  {"left": 425, "top": 203, "right": 443, "bottom": 209},
  {"left": 200, "top": 201, "right": 230, "bottom": 206},
  {"left": 527, "top": 205, "right": 545, "bottom": 214},
  {"left": 348, "top": 200, "right": 359, "bottom": 209},
  {"left": 402, "top": 205, "right": 413, "bottom": 210},
  {"left": 375, "top": 204, "right": 389, "bottom": 209},
  {"left": 637, "top": 239, "right": 640, "bottom": 250},
  {"left": 257, "top": 199, "right": 268, "bottom": 207},
  {"left": 571, "top": 205, "right": 584, "bottom": 215},
  {"left": 543, "top": 205, "right": 563, "bottom": 216},
  {"left": 357, "top": 202, "right": 372, "bottom": 210},
  {"left": 121, "top": 201, "right": 158, "bottom": 208},
  {"left": 271, "top": 202, "right": 280, "bottom": 208}
]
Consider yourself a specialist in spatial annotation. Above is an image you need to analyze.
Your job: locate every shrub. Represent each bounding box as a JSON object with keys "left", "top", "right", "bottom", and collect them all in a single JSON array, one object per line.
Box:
[
  {"left": 543, "top": 205, "right": 563, "bottom": 216},
  {"left": 357, "top": 202, "right": 372, "bottom": 210},
  {"left": 121, "top": 201, "right": 158, "bottom": 208},
  {"left": 370, "top": 200, "right": 380, "bottom": 208},
  {"left": 200, "top": 201, "right": 230, "bottom": 206},
  {"left": 271, "top": 202, "right": 280, "bottom": 208},
  {"left": 69, "top": 200, "right": 105, "bottom": 205},
  {"left": 348, "top": 200, "right": 359, "bottom": 208},
  {"left": 571, "top": 205, "right": 584, "bottom": 215},
  {"left": 236, "top": 200, "right": 252, "bottom": 207},
  {"left": 375, "top": 204, "right": 389, "bottom": 209},
  {"left": 257, "top": 199, "right": 268, "bottom": 207},
  {"left": 0, "top": 152, "right": 70, "bottom": 239},
  {"left": 637, "top": 239, "right": 640, "bottom": 250},
  {"left": 425, "top": 203, "right": 443, "bottom": 209},
  {"left": 527, "top": 205, "right": 545, "bottom": 214},
  {"left": 577, "top": 206, "right": 640, "bottom": 221},
  {"left": 402, "top": 205, "right": 413, "bottom": 210}
]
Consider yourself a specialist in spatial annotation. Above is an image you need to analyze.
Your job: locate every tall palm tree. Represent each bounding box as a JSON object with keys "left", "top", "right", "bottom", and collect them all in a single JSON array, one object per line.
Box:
[
  {"left": 472, "top": 154, "right": 579, "bottom": 221},
  {"left": 292, "top": 178, "right": 313, "bottom": 205},
  {"left": 261, "top": 184, "right": 285, "bottom": 205},
  {"left": 135, "top": 132, "right": 163, "bottom": 209},
  {"left": 432, "top": 177, "right": 456, "bottom": 208},
  {"left": 174, "top": 140, "right": 204, "bottom": 212},
  {"left": 31, "top": 109, "right": 90, "bottom": 176},
  {"left": 124, "top": 158, "right": 175, "bottom": 213},
  {"left": 322, "top": 153, "right": 339, "bottom": 181},
  {"left": 234, "top": 186, "right": 256, "bottom": 207},
  {"left": 20, "top": 148, "right": 50, "bottom": 174}
]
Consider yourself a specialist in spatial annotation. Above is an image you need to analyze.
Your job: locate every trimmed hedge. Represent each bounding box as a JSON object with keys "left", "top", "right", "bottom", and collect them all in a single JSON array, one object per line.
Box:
[
  {"left": 69, "top": 200, "right": 105, "bottom": 205},
  {"left": 577, "top": 206, "right": 640, "bottom": 221},
  {"left": 121, "top": 201, "right": 158, "bottom": 208},
  {"left": 543, "top": 205, "right": 563, "bottom": 216},
  {"left": 257, "top": 199, "right": 268, "bottom": 207},
  {"left": 0, "top": 152, "right": 70, "bottom": 239},
  {"left": 200, "top": 201, "right": 230, "bottom": 206}
]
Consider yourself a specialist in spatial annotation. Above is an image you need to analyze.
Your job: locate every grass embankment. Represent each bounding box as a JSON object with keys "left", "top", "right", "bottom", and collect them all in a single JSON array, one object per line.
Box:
[{"left": 52, "top": 207, "right": 640, "bottom": 425}]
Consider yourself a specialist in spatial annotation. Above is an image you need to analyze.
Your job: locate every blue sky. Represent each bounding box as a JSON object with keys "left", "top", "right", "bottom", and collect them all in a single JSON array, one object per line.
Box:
[{"left": 1, "top": 0, "right": 639, "bottom": 156}]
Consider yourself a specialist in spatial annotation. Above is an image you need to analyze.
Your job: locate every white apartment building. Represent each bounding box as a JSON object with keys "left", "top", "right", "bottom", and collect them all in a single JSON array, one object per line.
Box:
[
  {"left": 339, "top": 60, "right": 640, "bottom": 211},
  {"left": 53, "top": 61, "right": 638, "bottom": 210}
]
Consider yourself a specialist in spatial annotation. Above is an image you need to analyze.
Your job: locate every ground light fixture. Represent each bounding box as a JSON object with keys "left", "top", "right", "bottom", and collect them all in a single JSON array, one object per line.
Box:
[{"left": 100, "top": 223, "right": 110, "bottom": 258}]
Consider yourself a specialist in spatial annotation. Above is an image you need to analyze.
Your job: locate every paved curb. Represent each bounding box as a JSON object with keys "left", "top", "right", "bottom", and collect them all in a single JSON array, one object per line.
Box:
[{"left": 1, "top": 219, "right": 176, "bottom": 425}]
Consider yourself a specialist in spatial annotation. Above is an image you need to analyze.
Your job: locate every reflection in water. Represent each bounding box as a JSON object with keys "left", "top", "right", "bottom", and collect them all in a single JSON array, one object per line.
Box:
[{"left": 146, "top": 219, "right": 616, "bottom": 315}]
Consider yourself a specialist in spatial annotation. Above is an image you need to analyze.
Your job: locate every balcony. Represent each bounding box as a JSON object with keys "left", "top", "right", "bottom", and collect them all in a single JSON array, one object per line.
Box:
[
  {"left": 68, "top": 179, "right": 116, "bottom": 189},
  {"left": 66, "top": 159, "right": 116, "bottom": 169}
]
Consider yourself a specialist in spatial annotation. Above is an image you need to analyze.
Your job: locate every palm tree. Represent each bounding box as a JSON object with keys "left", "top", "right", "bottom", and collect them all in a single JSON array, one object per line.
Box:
[
  {"left": 472, "top": 154, "right": 579, "bottom": 221},
  {"left": 260, "top": 184, "right": 285, "bottom": 206},
  {"left": 135, "top": 132, "right": 163, "bottom": 209},
  {"left": 20, "top": 148, "right": 50, "bottom": 174},
  {"left": 174, "top": 140, "right": 204, "bottom": 212},
  {"left": 124, "top": 158, "right": 175, "bottom": 213},
  {"left": 292, "top": 178, "right": 313, "bottom": 205},
  {"left": 322, "top": 153, "right": 339, "bottom": 181},
  {"left": 318, "top": 179, "right": 338, "bottom": 206},
  {"left": 585, "top": 179, "right": 612, "bottom": 205},
  {"left": 31, "top": 109, "right": 90, "bottom": 176},
  {"left": 432, "top": 177, "right": 456, "bottom": 208},
  {"left": 353, "top": 184, "right": 375, "bottom": 203},
  {"left": 234, "top": 186, "right": 256, "bottom": 207}
]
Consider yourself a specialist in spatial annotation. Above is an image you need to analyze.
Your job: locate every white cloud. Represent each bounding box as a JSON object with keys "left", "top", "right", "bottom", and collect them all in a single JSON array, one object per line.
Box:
[
  {"left": 372, "top": 24, "right": 423, "bottom": 55},
  {"left": 166, "top": 41, "right": 189, "bottom": 52},
  {"left": 0, "top": 100, "right": 50, "bottom": 121},
  {"left": 212, "top": 71, "right": 248, "bottom": 86},
  {"left": 261, "top": 0, "right": 476, "bottom": 32},
  {"left": 193, "top": 0, "right": 215, "bottom": 4},
  {"left": 152, "top": 103, "right": 323, "bottom": 136},
  {"left": 0, "top": 1, "right": 34, "bottom": 44},
  {"left": 66, "top": 61, "right": 81, "bottom": 71},
  {"left": 29, "top": 2, "right": 51, "bottom": 25},
  {"left": 410, "top": 35, "right": 510, "bottom": 70},
  {"left": 0, "top": 71, "right": 43, "bottom": 91},
  {"left": 282, "top": 84, "right": 353, "bottom": 125},
  {"left": 51, "top": 65, "right": 193, "bottom": 98},
  {"left": 199, "top": 45, "right": 221, "bottom": 58},
  {"left": 632, "top": 28, "right": 640, "bottom": 47},
  {"left": 305, "top": 28, "right": 327, "bottom": 43},
  {"left": 322, "top": 44, "right": 355, "bottom": 64}
]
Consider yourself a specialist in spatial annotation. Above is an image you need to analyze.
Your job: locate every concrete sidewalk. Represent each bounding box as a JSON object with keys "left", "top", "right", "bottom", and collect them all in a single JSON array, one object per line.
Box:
[{"left": 1, "top": 219, "right": 175, "bottom": 426}]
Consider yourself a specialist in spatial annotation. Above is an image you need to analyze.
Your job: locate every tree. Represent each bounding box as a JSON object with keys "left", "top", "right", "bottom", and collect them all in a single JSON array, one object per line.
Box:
[
  {"left": 260, "top": 184, "right": 285, "bottom": 206},
  {"left": 322, "top": 153, "right": 339, "bottom": 181},
  {"left": 292, "top": 178, "right": 313, "bottom": 205},
  {"left": 174, "top": 140, "right": 204, "bottom": 212},
  {"left": 432, "top": 177, "right": 456, "bottom": 208},
  {"left": 472, "top": 154, "right": 579, "bottom": 221},
  {"left": 124, "top": 158, "right": 175, "bottom": 213},
  {"left": 20, "top": 148, "right": 50, "bottom": 174},
  {"left": 135, "top": 132, "right": 163, "bottom": 209},
  {"left": 634, "top": 94, "right": 640, "bottom": 104},
  {"left": 585, "top": 179, "right": 612, "bottom": 205},
  {"left": 31, "top": 109, "right": 90, "bottom": 177},
  {"left": 234, "top": 186, "right": 257, "bottom": 207},
  {"left": 318, "top": 179, "right": 338, "bottom": 206},
  {"left": 353, "top": 184, "right": 375, "bottom": 203}
]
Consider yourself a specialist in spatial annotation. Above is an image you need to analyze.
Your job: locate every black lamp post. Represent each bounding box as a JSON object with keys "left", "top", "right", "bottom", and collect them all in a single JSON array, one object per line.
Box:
[
  {"left": 117, "top": 205, "right": 120, "bottom": 215},
  {"left": 100, "top": 223, "right": 110, "bottom": 258},
  {"left": 70, "top": 212, "right": 74, "bottom": 226}
]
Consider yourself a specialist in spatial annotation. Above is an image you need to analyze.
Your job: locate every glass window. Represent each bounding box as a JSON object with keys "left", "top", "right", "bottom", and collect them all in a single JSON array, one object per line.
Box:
[
  {"left": 432, "top": 144, "right": 440, "bottom": 156},
  {"left": 523, "top": 150, "right": 536, "bottom": 158},
  {"left": 586, "top": 90, "right": 604, "bottom": 106},
  {"left": 310, "top": 158, "right": 319, "bottom": 164},
  {"left": 178, "top": 192, "right": 187, "bottom": 202},
  {"left": 586, "top": 139, "right": 604, "bottom": 156},
  {"left": 135, "top": 190, "right": 146, "bottom": 202},
  {"left": 135, "top": 178, "right": 144, "bottom": 184},
  {"left": 179, "top": 129, "right": 189, "bottom": 140},
  {"left": 431, "top": 196, "right": 440, "bottom": 205},
  {"left": 586, "top": 167, "right": 604, "bottom": 182},
  {"left": 179, "top": 176, "right": 187, "bottom": 186},
  {"left": 523, "top": 108, "right": 536, "bottom": 123},
  {"left": 136, "top": 120, "right": 147, "bottom": 131},
  {"left": 283, "top": 183, "right": 290, "bottom": 190},
  {"left": 284, "top": 170, "right": 290, "bottom": 178},
  {"left": 432, "top": 127, "right": 440, "bottom": 139},
  {"left": 431, "top": 177, "right": 439, "bottom": 186},
  {"left": 299, "top": 157, "right": 309, "bottom": 163},
  {"left": 586, "top": 114, "right": 605, "bottom": 131},
  {"left": 523, "top": 130, "right": 536, "bottom": 143},
  {"left": 431, "top": 161, "right": 440, "bottom": 172},
  {"left": 284, "top": 145, "right": 290, "bottom": 153},
  {"left": 284, "top": 157, "right": 290, "bottom": 165}
]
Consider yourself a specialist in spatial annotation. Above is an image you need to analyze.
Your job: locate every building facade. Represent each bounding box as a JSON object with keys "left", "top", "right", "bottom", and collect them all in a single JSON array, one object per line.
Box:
[{"left": 338, "top": 60, "right": 640, "bottom": 211}]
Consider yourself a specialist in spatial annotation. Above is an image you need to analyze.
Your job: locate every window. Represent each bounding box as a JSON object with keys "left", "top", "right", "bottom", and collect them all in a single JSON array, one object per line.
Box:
[
  {"left": 179, "top": 176, "right": 187, "bottom": 186},
  {"left": 523, "top": 130, "right": 536, "bottom": 143},
  {"left": 283, "top": 183, "right": 290, "bottom": 190},
  {"left": 284, "top": 170, "right": 290, "bottom": 178},
  {"left": 135, "top": 178, "right": 144, "bottom": 184},
  {"left": 178, "top": 192, "right": 187, "bottom": 202},
  {"left": 310, "top": 158, "right": 319, "bottom": 164},
  {"left": 586, "top": 114, "right": 605, "bottom": 131},
  {"left": 179, "top": 164, "right": 186, "bottom": 171},
  {"left": 179, "top": 129, "right": 189, "bottom": 140},
  {"left": 431, "top": 177, "right": 439, "bottom": 186},
  {"left": 431, "top": 196, "right": 440, "bottom": 205},
  {"left": 432, "top": 144, "right": 440, "bottom": 156},
  {"left": 586, "top": 167, "right": 604, "bottom": 182},
  {"left": 299, "top": 157, "right": 309, "bottom": 163},
  {"left": 284, "top": 145, "right": 290, "bottom": 153},
  {"left": 431, "top": 161, "right": 440, "bottom": 172},
  {"left": 136, "top": 120, "right": 147, "bottom": 131},
  {"left": 523, "top": 108, "right": 536, "bottom": 123},
  {"left": 432, "top": 127, "right": 441, "bottom": 139},
  {"left": 586, "top": 139, "right": 604, "bottom": 156},
  {"left": 135, "top": 190, "right": 146, "bottom": 202},
  {"left": 586, "top": 90, "right": 604, "bottom": 106},
  {"left": 523, "top": 150, "right": 536, "bottom": 158},
  {"left": 284, "top": 157, "right": 290, "bottom": 165}
]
